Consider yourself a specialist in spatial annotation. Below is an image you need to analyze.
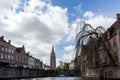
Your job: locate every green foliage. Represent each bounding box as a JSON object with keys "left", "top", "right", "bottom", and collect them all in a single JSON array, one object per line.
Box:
[
  {"left": 53, "top": 62, "right": 69, "bottom": 71},
  {"left": 62, "top": 62, "right": 69, "bottom": 70},
  {"left": 53, "top": 66, "right": 62, "bottom": 71}
]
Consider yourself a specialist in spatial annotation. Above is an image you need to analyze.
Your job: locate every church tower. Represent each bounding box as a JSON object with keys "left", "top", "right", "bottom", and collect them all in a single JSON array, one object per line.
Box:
[{"left": 50, "top": 45, "right": 56, "bottom": 69}]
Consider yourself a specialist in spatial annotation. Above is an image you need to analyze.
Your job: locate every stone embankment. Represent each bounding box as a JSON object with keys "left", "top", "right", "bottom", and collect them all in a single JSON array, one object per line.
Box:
[
  {"left": 0, "top": 67, "right": 80, "bottom": 79},
  {"left": 85, "top": 66, "right": 120, "bottom": 79},
  {"left": 0, "top": 67, "right": 46, "bottom": 79}
]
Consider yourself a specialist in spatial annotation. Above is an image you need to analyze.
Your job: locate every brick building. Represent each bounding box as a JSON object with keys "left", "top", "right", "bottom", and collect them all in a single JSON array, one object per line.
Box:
[
  {"left": 16, "top": 46, "right": 29, "bottom": 68},
  {"left": 78, "top": 14, "right": 120, "bottom": 75},
  {"left": 0, "top": 36, "right": 16, "bottom": 67},
  {"left": 79, "top": 37, "right": 98, "bottom": 75},
  {"left": 0, "top": 36, "right": 43, "bottom": 69},
  {"left": 35, "top": 59, "right": 43, "bottom": 69}
]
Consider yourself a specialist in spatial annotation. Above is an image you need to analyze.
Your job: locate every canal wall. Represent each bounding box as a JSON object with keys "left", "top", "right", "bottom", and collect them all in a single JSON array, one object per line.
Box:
[
  {"left": 0, "top": 67, "right": 79, "bottom": 79},
  {"left": 0, "top": 67, "right": 46, "bottom": 79},
  {"left": 85, "top": 66, "right": 120, "bottom": 79}
]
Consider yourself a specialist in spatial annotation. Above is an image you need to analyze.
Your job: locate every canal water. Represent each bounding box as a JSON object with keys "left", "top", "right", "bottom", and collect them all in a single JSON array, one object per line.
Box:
[
  {"left": 12, "top": 77, "right": 100, "bottom": 80},
  {"left": 24, "top": 77, "right": 81, "bottom": 80}
]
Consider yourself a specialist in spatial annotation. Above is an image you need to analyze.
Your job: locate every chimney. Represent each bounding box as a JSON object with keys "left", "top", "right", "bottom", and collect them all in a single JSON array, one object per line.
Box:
[
  {"left": 8, "top": 40, "right": 11, "bottom": 44},
  {"left": 23, "top": 45, "right": 24, "bottom": 48},
  {"left": 117, "top": 13, "right": 120, "bottom": 23},
  {"left": 1, "top": 36, "right": 4, "bottom": 39}
]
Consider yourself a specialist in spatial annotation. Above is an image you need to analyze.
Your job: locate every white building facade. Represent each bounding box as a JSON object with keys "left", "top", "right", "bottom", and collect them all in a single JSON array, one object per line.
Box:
[
  {"left": 69, "top": 60, "right": 75, "bottom": 70},
  {"left": 29, "top": 56, "right": 35, "bottom": 69}
]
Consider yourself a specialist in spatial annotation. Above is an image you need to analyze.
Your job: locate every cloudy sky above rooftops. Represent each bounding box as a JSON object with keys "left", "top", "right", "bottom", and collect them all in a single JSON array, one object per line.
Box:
[{"left": 0, "top": 0, "right": 119, "bottom": 66}]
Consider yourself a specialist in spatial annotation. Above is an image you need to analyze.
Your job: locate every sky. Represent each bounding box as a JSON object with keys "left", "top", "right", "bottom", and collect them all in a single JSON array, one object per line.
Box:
[{"left": 0, "top": 0, "right": 120, "bottom": 66}]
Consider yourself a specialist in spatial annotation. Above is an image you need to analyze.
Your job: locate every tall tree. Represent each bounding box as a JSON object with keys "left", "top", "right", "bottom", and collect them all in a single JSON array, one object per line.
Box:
[{"left": 75, "top": 21, "right": 116, "bottom": 65}]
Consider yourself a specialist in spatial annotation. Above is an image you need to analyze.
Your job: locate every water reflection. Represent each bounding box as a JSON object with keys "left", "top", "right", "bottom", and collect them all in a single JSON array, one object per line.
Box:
[
  {"left": 11, "top": 77, "right": 102, "bottom": 80},
  {"left": 14, "top": 77, "right": 81, "bottom": 80}
]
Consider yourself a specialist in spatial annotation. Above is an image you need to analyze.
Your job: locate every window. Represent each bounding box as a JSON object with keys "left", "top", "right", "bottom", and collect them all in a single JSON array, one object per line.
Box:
[
  {"left": 1, "top": 47, "right": 4, "bottom": 51},
  {"left": 5, "top": 55, "right": 8, "bottom": 60},
  {"left": 1, "top": 54, "right": 4, "bottom": 59},
  {"left": 9, "top": 49, "right": 11, "bottom": 53},
  {"left": 11, "top": 49, "right": 12, "bottom": 53},
  {"left": 12, "top": 50, "right": 14, "bottom": 53},
  {"left": 8, "top": 55, "right": 10, "bottom": 60},
  {"left": 5, "top": 47, "right": 7, "bottom": 52},
  {"left": 113, "top": 39, "right": 117, "bottom": 48}
]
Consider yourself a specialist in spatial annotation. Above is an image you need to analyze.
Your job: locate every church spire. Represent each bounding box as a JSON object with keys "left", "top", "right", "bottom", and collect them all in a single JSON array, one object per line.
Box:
[
  {"left": 51, "top": 45, "right": 54, "bottom": 54},
  {"left": 50, "top": 45, "right": 56, "bottom": 69}
]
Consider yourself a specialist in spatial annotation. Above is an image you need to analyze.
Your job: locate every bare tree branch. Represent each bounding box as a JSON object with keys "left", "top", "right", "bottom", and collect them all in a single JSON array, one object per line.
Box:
[{"left": 75, "top": 21, "right": 116, "bottom": 66}]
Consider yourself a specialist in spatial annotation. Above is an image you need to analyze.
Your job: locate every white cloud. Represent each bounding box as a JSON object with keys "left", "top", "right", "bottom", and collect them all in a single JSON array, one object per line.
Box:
[
  {"left": 28, "top": 0, "right": 46, "bottom": 10},
  {"left": 61, "top": 52, "right": 75, "bottom": 63},
  {"left": 66, "top": 11, "right": 115, "bottom": 42},
  {"left": 74, "top": 4, "right": 82, "bottom": 12},
  {"left": 64, "top": 45, "right": 74, "bottom": 52},
  {"left": 84, "top": 11, "right": 95, "bottom": 19},
  {"left": 66, "top": 18, "right": 81, "bottom": 42},
  {"left": 60, "top": 45, "right": 75, "bottom": 63},
  {"left": 0, "top": 0, "right": 117, "bottom": 66},
  {"left": 0, "top": 0, "right": 20, "bottom": 17},
  {"left": 56, "top": 58, "right": 62, "bottom": 67},
  {"left": 85, "top": 14, "right": 115, "bottom": 29},
  {"left": 0, "top": 0, "right": 69, "bottom": 65},
  {"left": 64, "top": 11, "right": 116, "bottom": 64}
]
